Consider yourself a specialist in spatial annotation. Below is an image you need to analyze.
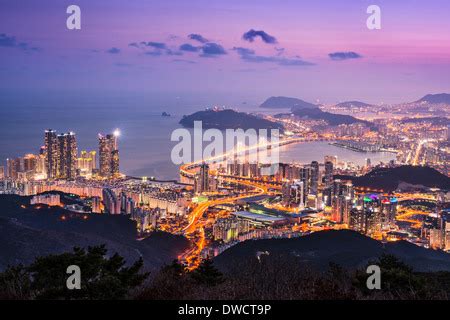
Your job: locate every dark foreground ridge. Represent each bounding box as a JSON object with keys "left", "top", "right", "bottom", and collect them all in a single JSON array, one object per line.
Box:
[
  {"left": 0, "top": 194, "right": 189, "bottom": 271},
  {"left": 214, "top": 229, "right": 450, "bottom": 273}
]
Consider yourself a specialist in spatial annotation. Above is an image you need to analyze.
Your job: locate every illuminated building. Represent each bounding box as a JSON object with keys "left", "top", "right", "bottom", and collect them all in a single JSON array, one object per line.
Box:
[
  {"left": 57, "top": 132, "right": 78, "bottom": 180},
  {"left": 120, "top": 192, "right": 135, "bottom": 215},
  {"left": 91, "top": 196, "right": 102, "bottom": 213},
  {"left": 324, "top": 161, "right": 334, "bottom": 187},
  {"left": 6, "top": 158, "right": 21, "bottom": 180},
  {"left": 23, "top": 154, "right": 37, "bottom": 173},
  {"left": 324, "top": 155, "right": 338, "bottom": 167},
  {"left": 35, "top": 153, "right": 46, "bottom": 176},
  {"left": 77, "top": 150, "right": 97, "bottom": 176},
  {"left": 44, "top": 129, "right": 59, "bottom": 179},
  {"left": 102, "top": 188, "right": 121, "bottom": 214},
  {"left": 381, "top": 197, "right": 398, "bottom": 230},
  {"left": 213, "top": 216, "right": 249, "bottom": 243},
  {"left": 349, "top": 207, "right": 376, "bottom": 235},
  {"left": 309, "top": 161, "right": 319, "bottom": 195},
  {"left": 30, "top": 193, "right": 61, "bottom": 206},
  {"left": 430, "top": 228, "right": 442, "bottom": 249},
  {"left": 331, "top": 195, "right": 352, "bottom": 224},
  {"left": 99, "top": 131, "right": 120, "bottom": 178},
  {"left": 194, "top": 163, "right": 209, "bottom": 194},
  {"left": 0, "top": 166, "right": 4, "bottom": 179}
]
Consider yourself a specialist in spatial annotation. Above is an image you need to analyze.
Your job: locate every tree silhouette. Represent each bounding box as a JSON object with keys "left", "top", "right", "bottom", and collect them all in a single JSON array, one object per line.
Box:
[
  {"left": 0, "top": 245, "right": 148, "bottom": 300},
  {"left": 191, "top": 259, "right": 224, "bottom": 287}
]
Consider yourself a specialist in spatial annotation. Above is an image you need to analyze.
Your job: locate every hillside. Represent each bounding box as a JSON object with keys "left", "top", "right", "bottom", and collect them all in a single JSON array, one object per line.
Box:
[
  {"left": 335, "top": 165, "right": 450, "bottom": 192},
  {"left": 214, "top": 229, "right": 450, "bottom": 273},
  {"left": 335, "top": 100, "right": 373, "bottom": 108},
  {"left": 416, "top": 93, "right": 450, "bottom": 104},
  {"left": 0, "top": 194, "right": 189, "bottom": 271},
  {"left": 259, "top": 96, "right": 317, "bottom": 109},
  {"left": 179, "top": 109, "right": 284, "bottom": 131},
  {"left": 291, "top": 107, "right": 373, "bottom": 126}
]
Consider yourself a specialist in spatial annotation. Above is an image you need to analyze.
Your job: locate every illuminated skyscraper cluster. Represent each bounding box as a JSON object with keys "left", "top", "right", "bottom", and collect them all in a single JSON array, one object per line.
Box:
[{"left": 44, "top": 129, "right": 77, "bottom": 180}]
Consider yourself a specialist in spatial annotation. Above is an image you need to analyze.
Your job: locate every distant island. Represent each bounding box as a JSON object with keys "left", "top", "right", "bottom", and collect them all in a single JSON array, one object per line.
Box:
[
  {"left": 179, "top": 109, "right": 284, "bottom": 131},
  {"left": 259, "top": 96, "right": 317, "bottom": 109},
  {"left": 161, "top": 112, "right": 171, "bottom": 117},
  {"left": 261, "top": 96, "right": 372, "bottom": 127},
  {"left": 335, "top": 165, "right": 450, "bottom": 192}
]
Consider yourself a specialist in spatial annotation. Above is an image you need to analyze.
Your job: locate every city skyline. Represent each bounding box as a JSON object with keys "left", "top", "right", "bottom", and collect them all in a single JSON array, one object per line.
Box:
[{"left": 0, "top": 0, "right": 449, "bottom": 303}]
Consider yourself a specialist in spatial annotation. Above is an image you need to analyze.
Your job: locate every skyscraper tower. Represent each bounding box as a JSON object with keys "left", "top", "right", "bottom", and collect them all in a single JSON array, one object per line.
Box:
[
  {"left": 194, "top": 163, "right": 209, "bottom": 194},
  {"left": 324, "top": 161, "right": 334, "bottom": 187},
  {"left": 57, "top": 132, "right": 77, "bottom": 179},
  {"left": 310, "top": 161, "right": 319, "bottom": 195},
  {"left": 99, "top": 130, "right": 120, "bottom": 178},
  {"left": 44, "top": 129, "right": 58, "bottom": 179}
]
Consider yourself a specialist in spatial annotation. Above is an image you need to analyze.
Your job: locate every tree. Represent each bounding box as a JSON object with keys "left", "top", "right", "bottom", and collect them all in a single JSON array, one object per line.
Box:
[
  {"left": 190, "top": 259, "right": 224, "bottom": 287},
  {"left": 0, "top": 245, "right": 148, "bottom": 300}
]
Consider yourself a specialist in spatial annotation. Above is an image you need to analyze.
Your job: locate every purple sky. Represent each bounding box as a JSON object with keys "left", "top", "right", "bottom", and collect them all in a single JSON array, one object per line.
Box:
[{"left": 1, "top": 0, "right": 450, "bottom": 105}]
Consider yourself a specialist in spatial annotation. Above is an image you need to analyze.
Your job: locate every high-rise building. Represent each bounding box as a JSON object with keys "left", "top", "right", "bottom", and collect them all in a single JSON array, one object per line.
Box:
[
  {"left": 0, "top": 166, "right": 4, "bottom": 179},
  {"left": 91, "top": 196, "right": 102, "bottom": 213},
  {"left": 57, "top": 132, "right": 77, "bottom": 179},
  {"left": 102, "top": 188, "right": 121, "bottom": 214},
  {"left": 194, "top": 163, "right": 209, "bottom": 194},
  {"left": 310, "top": 161, "right": 319, "bottom": 195},
  {"left": 45, "top": 129, "right": 59, "bottom": 179},
  {"left": 324, "top": 155, "right": 338, "bottom": 167},
  {"left": 99, "top": 131, "right": 120, "bottom": 178},
  {"left": 324, "top": 161, "right": 334, "bottom": 187},
  {"left": 77, "top": 150, "right": 97, "bottom": 176},
  {"left": 6, "top": 157, "right": 21, "bottom": 180},
  {"left": 23, "top": 154, "right": 37, "bottom": 173}
]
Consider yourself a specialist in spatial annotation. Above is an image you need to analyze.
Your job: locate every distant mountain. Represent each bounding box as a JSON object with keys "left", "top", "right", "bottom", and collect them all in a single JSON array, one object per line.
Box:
[
  {"left": 179, "top": 109, "right": 284, "bottom": 131},
  {"left": 214, "top": 229, "right": 450, "bottom": 272},
  {"left": 260, "top": 96, "right": 317, "bottom": 109},
  {"left": 416, "top": 93, "right": 450, "bottom": 104},
  {"left": 0, "top": 195, "right": 189, "bottom": 271},
  {"left": 290, "top": 107, "right": 373, "bottom": 126},
  {"left": 335, "top": 100, "right": 372, "bottom": 108},
  {"left": 335, "top": 165, "right": 450, "bottom": 192}
]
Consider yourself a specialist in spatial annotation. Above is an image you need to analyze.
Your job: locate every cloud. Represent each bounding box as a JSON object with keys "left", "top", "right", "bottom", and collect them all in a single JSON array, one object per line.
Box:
[
  {"left": 200, "top": 42, "right": 227, "bottom": 57},
  {"left": 275, "top": 47, "right": 285, "bottom": 56},
  {"left": 233, "top": 47, "right": 255, "bottom": 56},
  {"left": 328, "top": 51, "right": 362, "bottom": 61},
  {"left": 106, "top": 47, "right": 120, "bottom": 54},
  {"left": 129, "top": 41, "right": 182, "bottom": 56},
  {"left": 0, "top": 33, "right": 40, "bottom": 52},
  {"left": 233, "top": 47, "right": 314, "bottom": 66},
  {"left": 179, "top": 43, "right": 199, "bottom": 52},
  {"left": 142, "top": 41, "right": 167, "bottom": 49},
  {"left": 188, "top": 33, "right": 209, "bottom": 44},
  {"left": 242, "top": 29, "right": 277, "bottom": 44}
]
